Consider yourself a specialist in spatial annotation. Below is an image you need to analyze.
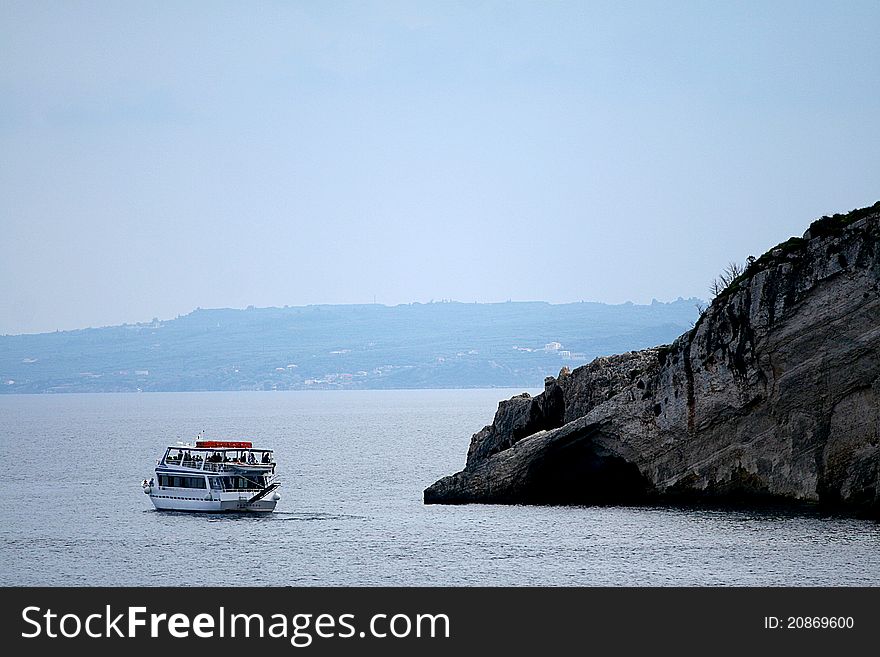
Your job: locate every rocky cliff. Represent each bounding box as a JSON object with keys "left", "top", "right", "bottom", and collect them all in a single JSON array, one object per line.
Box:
[{"left": 425, "top": 202, "right": 880, "bottom": 517}]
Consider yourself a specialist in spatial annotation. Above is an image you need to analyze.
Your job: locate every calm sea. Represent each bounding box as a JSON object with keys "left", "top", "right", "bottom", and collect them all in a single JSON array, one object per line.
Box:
[{"left": 1, "top": 390, "right": 878, "bottom": 586}]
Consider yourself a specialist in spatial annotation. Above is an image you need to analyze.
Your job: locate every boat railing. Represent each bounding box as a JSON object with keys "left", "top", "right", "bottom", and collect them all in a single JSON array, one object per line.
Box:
[
  {"left": 163, "top": 459, "right": 274, "bottom": 472},
  {"left": 201, "top": 461, "right": 274, "bottom": 472},
  {"left": 163, "top": 458, "right": 207, "bottom": 469}
]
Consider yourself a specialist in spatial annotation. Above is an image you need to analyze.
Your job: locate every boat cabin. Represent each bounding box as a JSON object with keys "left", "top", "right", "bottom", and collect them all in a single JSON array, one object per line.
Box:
[{"left": 156, "top": 472, "right": 271, "bottom": 492}]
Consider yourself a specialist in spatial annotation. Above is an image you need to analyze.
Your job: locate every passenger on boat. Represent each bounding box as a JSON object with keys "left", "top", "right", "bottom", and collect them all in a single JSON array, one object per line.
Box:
[{"left": 262, "top": 452, "right": 270, "bottom": 463}]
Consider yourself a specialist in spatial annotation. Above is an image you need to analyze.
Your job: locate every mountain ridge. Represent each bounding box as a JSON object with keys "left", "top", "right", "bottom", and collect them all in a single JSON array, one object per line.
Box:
[{"left": 0, "top": 299, "right": 700, "bottom": 393}]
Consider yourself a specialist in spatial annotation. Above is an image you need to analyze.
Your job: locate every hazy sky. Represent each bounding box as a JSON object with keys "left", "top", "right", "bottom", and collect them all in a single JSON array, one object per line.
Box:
[{"left": 2, "top": 1, "right": 878, "bottom": 334}]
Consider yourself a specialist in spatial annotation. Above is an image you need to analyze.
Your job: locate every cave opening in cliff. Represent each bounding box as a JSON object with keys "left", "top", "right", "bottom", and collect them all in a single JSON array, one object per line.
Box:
[{"left": 524, "top": 434, "right": 654, "bottom": 505}]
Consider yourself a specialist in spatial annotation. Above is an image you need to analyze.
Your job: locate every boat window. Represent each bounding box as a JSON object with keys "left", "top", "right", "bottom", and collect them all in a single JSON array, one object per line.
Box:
[
  {"left": 219, "top": 475, "right": 266, "bottom": 490},
  {"left": 159, "top": 474, "right": 206, "bottom": 489},
  {"left": 209, "top": 477, "right": 222, "bottom": 490}
]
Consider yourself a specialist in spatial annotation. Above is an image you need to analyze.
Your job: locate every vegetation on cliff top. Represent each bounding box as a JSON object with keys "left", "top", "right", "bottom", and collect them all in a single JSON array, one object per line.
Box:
[{"left": 708, "top": 200, "right": 880, "bottom": 307}]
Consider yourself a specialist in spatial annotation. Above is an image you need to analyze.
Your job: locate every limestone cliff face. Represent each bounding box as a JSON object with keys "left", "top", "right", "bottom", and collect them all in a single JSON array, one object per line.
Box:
[{"left": 425, "top": 203, "right": 880, "bottom": 516}]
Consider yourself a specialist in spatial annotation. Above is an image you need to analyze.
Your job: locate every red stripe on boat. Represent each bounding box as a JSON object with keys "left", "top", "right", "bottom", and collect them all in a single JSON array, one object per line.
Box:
[{"left": 195, "top": 440, "right": 253, "bottom": 448}]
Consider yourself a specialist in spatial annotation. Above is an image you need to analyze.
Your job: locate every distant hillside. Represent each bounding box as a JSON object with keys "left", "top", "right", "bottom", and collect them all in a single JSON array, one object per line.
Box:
[{"left": 0, "top": 300, "right": 701, "bottom": 393}]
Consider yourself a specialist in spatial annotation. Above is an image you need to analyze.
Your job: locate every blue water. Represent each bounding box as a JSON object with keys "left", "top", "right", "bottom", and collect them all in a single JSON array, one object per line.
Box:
[{"left": 1, "top": 390, "right": 878, "bottom": 586}]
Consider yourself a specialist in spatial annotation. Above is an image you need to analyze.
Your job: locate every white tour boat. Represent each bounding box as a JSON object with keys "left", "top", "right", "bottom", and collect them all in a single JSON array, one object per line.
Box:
[{"left": 142, "top": 439, "right": 281, "bottom": 512}]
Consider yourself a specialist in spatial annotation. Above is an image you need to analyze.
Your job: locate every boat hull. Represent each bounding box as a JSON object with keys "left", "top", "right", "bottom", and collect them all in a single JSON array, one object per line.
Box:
[{"left": 148, "top": 491, "right": 277, "bottom": 513}]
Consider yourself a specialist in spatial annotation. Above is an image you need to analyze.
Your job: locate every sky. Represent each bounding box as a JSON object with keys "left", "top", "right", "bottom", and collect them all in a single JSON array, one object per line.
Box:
[{"left": 1, "top": 1, "right": 878, "bottom": 335}]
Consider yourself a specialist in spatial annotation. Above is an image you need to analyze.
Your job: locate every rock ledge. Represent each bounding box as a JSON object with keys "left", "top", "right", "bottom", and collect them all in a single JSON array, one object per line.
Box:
[{"left": 425, "top": 202, "right": 880, "bottom": 517}]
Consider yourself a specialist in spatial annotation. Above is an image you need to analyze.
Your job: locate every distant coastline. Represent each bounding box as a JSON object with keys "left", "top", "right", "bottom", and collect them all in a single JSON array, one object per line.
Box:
[{"left": 0, "top": 299, "right": 699, "bottom": 394}]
